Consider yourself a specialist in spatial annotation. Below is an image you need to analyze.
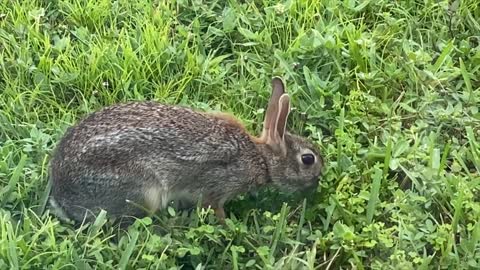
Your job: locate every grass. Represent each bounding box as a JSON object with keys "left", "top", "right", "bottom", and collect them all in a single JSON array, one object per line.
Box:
[{"left": 0, "top": 0, "right": 479, "bottom": 268}]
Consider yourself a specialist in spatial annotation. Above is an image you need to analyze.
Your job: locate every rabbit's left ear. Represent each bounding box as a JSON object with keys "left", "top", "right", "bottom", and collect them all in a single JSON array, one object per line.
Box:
[
  {"left": 259, "top": 77, "right": 290, "bottom": 155},
  {"left": 260, "top": 77, "right": 285, "bottom": 143}
]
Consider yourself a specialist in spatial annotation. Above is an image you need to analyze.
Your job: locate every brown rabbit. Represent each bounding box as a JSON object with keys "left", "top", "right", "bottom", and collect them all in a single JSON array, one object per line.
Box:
[{"left": 48, "top": 77, "right": 324, "bottom": 223}]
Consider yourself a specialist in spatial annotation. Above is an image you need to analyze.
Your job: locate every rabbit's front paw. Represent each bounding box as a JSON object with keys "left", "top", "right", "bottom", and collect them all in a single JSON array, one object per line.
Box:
[
  {"left": 213, "top": 207, "right": 226, "bottom": 223},
  {"left": 202, "top": 200, "right": 226, "bottom": 223}
]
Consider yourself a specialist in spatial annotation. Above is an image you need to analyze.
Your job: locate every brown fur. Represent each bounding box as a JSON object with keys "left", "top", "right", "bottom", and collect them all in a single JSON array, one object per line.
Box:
[{"left": 206, "top": 111, "right": 265, "bottom": 144}]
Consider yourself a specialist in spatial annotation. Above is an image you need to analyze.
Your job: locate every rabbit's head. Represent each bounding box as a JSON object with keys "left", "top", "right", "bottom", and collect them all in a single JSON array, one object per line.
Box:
[{"left": 257, "top": 77, "right": 324, "bottom": 190}]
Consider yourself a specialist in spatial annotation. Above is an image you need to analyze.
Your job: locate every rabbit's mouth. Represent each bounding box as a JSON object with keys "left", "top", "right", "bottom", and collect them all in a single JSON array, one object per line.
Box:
[
  {"left": 303, "top": 177, "right": 319, "bottom": 190},
  {"left": 288, "top": 178, "right": 319, "bottom": 197},
  {"left": 279, "top": 176, "right": 319, "bottom": 192}
]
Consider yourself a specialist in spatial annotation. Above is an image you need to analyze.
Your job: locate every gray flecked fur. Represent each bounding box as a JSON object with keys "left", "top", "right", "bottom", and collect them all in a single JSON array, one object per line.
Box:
[{"left": 49, "top": 77, "right": 324, "bottom": 223}]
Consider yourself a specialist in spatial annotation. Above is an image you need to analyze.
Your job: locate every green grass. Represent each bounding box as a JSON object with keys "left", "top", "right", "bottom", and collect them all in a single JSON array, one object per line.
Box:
[{"left": 1, "top": 0, "right": 480, "bottom": 268}]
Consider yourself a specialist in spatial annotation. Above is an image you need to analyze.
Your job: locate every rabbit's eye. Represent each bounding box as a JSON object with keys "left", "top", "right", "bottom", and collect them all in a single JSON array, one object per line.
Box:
[{"left": 301, "top": 154, "right": 315, "bottom": 165}]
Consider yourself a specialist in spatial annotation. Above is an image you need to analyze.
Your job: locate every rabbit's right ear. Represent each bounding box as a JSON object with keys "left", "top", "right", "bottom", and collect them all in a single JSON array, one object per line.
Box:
[{"left": 260, "top": 77, "right": 285, "bottom": 143}]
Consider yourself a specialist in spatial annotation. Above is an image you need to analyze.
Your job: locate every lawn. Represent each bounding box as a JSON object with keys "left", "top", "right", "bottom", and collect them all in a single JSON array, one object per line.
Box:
[{"left": 1, "top": 0, "right": 480, "bottom": 269}]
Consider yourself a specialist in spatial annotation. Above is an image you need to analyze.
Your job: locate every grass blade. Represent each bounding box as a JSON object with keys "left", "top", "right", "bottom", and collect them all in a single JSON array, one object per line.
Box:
[
  {"left": 366, "top": 167, "right": 382, "bottom": 224},
  {"left": 432, "top": 40, "right": 453, "bottom": 73},
  {"left": 438, "top": 141, "right": 452, "bottom": 174},
  {"left": 118, "top": 230, "right": 139, "bottom": 270},
  {"left": 465, "top": 126, "right": 480, "bottom": 172},
  {"left": 459, "top": 58, "right": 473, "bottom": 103},
  {"left": 270, "top": 203, "right": 288, "bottom": 260},
  {"left": 35, "top": 174, "right": 52, "bottom": 217},
  {"left": 1, "top": 154, "right": 27, "bottom": 208},
  {"left": 7, "top": 221, "right": 19, "bottom": 270},
  {"left": 296, "top": 199, "right": 307, "bottom": 242},
  {"left": 383, "top": 137, "right": 392, "bottom": 176}
]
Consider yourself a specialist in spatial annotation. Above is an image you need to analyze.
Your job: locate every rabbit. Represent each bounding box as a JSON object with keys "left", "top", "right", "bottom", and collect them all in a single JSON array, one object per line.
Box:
[{"left": 48, "top": 77, "right": 324, "bottom": 224}]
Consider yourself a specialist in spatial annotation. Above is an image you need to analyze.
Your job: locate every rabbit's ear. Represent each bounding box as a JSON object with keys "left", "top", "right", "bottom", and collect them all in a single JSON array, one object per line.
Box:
[
  {"left": 275, "top": 94, "right": 290, "bottom": 142},
  {"left": 267, "top": 93, "right": 290, "bottom": 155},
  {"left": 260, "top": 77, "right": 285, "bottom": 142}
]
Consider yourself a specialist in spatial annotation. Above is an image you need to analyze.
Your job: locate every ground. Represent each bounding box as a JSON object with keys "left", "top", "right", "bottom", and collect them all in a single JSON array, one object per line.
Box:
[{"left": 1, "top": 0, "right": 480, "bottom": 269}]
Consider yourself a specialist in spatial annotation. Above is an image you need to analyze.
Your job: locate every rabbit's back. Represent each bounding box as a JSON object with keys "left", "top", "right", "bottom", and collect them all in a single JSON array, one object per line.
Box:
[{"left": 57, "top": 102, "right": 248, "bottom": 162}]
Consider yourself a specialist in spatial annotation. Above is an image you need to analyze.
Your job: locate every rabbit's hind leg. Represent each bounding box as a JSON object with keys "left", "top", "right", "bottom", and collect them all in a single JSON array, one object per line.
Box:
[{"left": 52, "top": 174, "right": 147, "bottom": 223}]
